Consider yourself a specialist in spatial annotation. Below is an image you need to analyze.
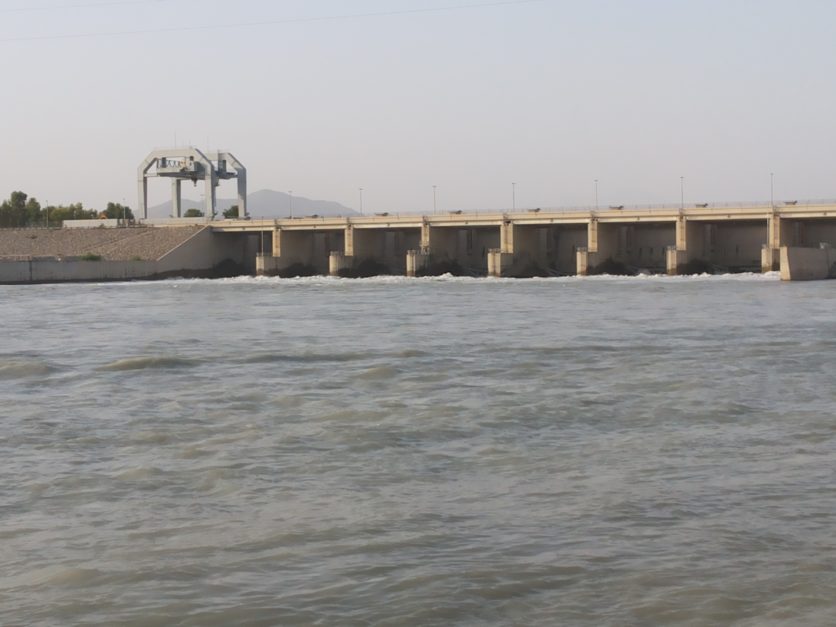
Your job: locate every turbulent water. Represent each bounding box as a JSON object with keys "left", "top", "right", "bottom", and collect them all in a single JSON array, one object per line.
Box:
[{"left": 2, "top": 273, "right": 836, "bottom": 626}]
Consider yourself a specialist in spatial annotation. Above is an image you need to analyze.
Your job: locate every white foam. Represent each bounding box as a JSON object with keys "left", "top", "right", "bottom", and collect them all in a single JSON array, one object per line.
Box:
[
  {"left": 104, "top": 270, "right": 782, "bottom": 288},
  {"left": 192, "top": 271, "right": 782, "bottom": 286}
]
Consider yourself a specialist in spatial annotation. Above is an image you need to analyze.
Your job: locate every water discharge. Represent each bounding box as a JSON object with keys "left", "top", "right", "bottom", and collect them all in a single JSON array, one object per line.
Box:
[{"left": 1, "top": 273, "right": 835, "bottom": 625}]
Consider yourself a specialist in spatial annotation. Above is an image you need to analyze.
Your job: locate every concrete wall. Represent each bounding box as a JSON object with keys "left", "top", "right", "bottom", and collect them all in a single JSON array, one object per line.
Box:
[
  {"left": 0, "top": 258, "right": 158, "bottom": 283},
  {"left": 594, "top": 223, "right": 620, "bottom": 261},
  {"left": 780, "top": 246, "right": 836, "bottom": 281},
  {"left": 795, "top": 220, "right": 836, "bottom": 247},
  {"left": 352, "top": 228, "right": 420, "bottom": 274},
  {"left": 158, "top": 227, "right": 233, "bottom": 271},
  {"left": 554, "top": 226, "right": 588, "bottom": 275},
  {"left": 711, "top": 221, "right": 767, "bottom": 270},
  {"left": 630, "top": 224, "right": 675, "bottom": 271},
  {"left": 490, "top": 224, "right": 587, "bottom": 276},
  {"left": 591, "top": 222, "right": 674, "bottom": 272},
  {"left": 64, "top": 219, "right": 123, "bottom": 229},
  {"left": 428, "top": 226, "right": 499, "bottom": 274},
  {"left": 0, "top": 226, "right": 247, "bottom": 284},
  {"left": 269, "top": 228, "right": 345, "bottom": 274},
  {"left": 142, "top": 218, "right": 208, "bottom": 227}
]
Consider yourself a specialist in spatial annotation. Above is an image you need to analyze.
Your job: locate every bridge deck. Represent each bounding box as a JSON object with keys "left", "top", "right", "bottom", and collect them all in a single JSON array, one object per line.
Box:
[{"left": 210, "top": 204, "right": 836, "bottom": 232}]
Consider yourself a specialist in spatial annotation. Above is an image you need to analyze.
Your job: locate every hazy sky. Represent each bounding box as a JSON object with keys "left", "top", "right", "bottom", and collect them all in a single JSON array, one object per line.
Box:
[{"left": 2, "top": 0, "right": 835, "bottom": 214}]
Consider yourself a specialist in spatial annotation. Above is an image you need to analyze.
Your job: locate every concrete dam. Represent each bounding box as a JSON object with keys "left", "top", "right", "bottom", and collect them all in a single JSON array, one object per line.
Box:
[
  {"left": 124, "top": 147, "right": 835, "bottom": 281},
  {"left": 215, "top": 203, "right": 836, "bottom": 281},
  {"left": 1, "top": 203, "right": 835, "bottom": 283}
]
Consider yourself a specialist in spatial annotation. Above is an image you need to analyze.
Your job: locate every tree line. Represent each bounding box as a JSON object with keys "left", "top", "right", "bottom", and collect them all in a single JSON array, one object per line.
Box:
[
  {"left": 0, "top": 191, "right": 134, "bottom": 228},
  {"left": 183, "top": 205, "right": 240, "bottom": 219}
]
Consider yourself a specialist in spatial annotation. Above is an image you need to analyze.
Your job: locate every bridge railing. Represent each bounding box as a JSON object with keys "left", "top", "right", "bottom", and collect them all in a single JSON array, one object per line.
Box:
[{"left": 223, "top": 198, "right": 836, "bottom": 224}]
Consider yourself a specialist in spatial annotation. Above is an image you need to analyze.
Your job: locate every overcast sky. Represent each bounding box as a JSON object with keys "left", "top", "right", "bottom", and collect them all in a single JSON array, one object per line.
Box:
[{"left": 2, "top": 0, "right": 835, "bottom": 214}]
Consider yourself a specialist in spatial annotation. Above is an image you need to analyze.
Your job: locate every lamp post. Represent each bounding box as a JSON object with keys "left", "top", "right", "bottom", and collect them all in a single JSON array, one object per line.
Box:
[
  {"left": 594, "top": 179, "right": 599, "bottom": 210},
  {"left": 770, "top": 172, "right": 774, "bottom": 210},
  {"left": 288, "top": 190, "right": 293, "bottom": 218},
  {"left": 45, "top": 200, "right": 48, "bottom": 228},
  {"left": 680, "top": 176, "right": 685, "bottom": 210},
  {"left": 433, "top": 185, "right": 437, "bottom": 214},
  {"left": 359, "top": 188, "right": 364, "bottom": 215},
  {"left": 512, "top": 182, "right": 517, "bottom": 211}
]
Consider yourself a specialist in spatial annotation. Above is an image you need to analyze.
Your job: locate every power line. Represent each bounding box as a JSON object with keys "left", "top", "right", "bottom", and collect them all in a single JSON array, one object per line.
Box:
[{"left": 0, "top": 0, "right": 547, "bottom": 43}]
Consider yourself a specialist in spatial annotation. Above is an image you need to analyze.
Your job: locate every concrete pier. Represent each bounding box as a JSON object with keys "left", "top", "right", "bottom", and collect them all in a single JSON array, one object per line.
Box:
[{"left": 781, "top": 245, "right": 836, "bottom": 280}]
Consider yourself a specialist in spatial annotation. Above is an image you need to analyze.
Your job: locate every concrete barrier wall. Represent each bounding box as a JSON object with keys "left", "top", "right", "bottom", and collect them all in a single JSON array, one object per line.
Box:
[
  {"left": 0, "top": 227, "right": 241, "bottom": 284},
  {"left": 780, "top": 246, "right": 836, "bottom": 281},
  {"left": 0, "top": 261, "right": 35, "bottom": 283},
  {"left": 63, "top": 219, "right": 122, "bottom": 229},
  {"left": 142, "top": 218, "right": 208, "bottom": 226},
  {"left": 157, "top": 227, "right": 230, "bottom": 271},
  {"left": 0, "top": 259, "right": 159, "bottom": 284}
]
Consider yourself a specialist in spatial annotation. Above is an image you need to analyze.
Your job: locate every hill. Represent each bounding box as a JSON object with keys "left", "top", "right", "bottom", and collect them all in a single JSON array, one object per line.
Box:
[{"left": 149, "top": 189, "right": 357, "bottom": 218}]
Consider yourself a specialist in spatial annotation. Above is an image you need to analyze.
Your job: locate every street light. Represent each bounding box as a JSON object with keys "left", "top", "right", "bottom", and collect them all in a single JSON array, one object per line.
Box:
[
  {"left": 288, "top": 190, "right": 293, "bottom": 218},
  {"left": 433, "top": 185, "right": 437, "bottom": 214},
  {"left": 770, "top": 172, "right": 774, "bottom": 210},
  {"left": 359, "top": 188, "right": 364, "bottom": 215},
  {"left": 512, "top": 182, "right": 517, "bottom": 211},
  {"left": 45, "top": 200, "right": 48, "bottom": 228},
  {"left": 680, "top": 176, "right": 685, "bottom": 210},
  {"left": 594, "top": 179, "right": 599, "bottom": 210}
]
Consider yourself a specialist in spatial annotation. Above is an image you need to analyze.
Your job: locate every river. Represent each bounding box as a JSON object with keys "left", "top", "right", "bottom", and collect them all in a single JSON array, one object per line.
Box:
[{"left": 1, "top": 273, "right": 835, "bottom": 626}]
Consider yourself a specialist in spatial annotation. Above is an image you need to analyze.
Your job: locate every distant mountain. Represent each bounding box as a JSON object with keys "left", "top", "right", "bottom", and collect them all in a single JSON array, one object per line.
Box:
[{"left": 149, "top": 189, "right": 357, "bottom": 218}]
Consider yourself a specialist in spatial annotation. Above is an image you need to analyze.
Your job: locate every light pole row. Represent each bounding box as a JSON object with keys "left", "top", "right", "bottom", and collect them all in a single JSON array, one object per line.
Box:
[
  {"left": 290, "top": 174, "right": 779, "bottom": 218},
  {"left": 587, "top": 174, "right": 777, "bottom": 210}
]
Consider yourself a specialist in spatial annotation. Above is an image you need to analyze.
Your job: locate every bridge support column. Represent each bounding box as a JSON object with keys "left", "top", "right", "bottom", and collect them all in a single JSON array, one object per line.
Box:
[
  {"left": 403, "top": 224, "right": 435, "bottom": 276},
  {"left": 487, "top": 221, "right": 549, "bottom": 276},
  {"left": 576, "top": 219, "right": 596, "bottom": 276},
  {"left": 255, "top": 254, "right": 272, "bottom": 275},
  {"left": 762, "top": 214, "right": 789, "bottom": 272},
  {"left": 329, "top": 251, "right": 352, "bottom": 276},
  {"left": 577, "top": 219, "right": 617, "bottom": 275},
  {"left": 576, "top": 247, "right": 592, "bottom": 276},
  {"left": 342, "top": 225, "right": 353, "bottom": 256},
  {"left": 487, "top": 249, "right": 514, "bottom": 277},
  {"left": 667, "top": 216, "right": 704, "bottom": 274},
  {"left": 406, "top": 249, "right": 429, "bottom": 277},
  {"left": 487, "top": 220, "right": 514, "bottom": 277},
  {"left": 171, "top": 179, "right": 182, "bottom": 218}
]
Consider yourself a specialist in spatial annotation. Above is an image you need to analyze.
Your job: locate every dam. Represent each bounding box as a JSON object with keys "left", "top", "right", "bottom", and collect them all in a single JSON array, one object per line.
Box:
[
  {"left": 1, "top": 203, "right": 835, "bottom": 283},
  {"left": 213, "top": 202, "right": 836, "bottom": 280},
  {"left": 124, "top": 147, "right": 836, "bottom": 281}
]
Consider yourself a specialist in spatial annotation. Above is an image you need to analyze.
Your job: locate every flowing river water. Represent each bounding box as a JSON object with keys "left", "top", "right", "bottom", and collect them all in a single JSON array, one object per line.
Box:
[{"left": 1, "top": 273, "right": 835, "bottom": 626}]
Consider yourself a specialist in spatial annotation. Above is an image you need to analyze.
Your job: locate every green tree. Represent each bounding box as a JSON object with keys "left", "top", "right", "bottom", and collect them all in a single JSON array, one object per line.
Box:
[
  {"left": 25, "top": 197, "right": 42, "bottom": 225},
  {"left": 103, "top": 202, "right": 134, "bottom": 220},
  {"left": 223, "top": 205, "right": 239, "bottom": 219},
  {"left": 184, "top": 208, "right": 204, "bottom": 218},
  {"left": 0, "top": 191, "right": 32, "bottom": 227},
  {"left": 47, "top": 203, "right": 97, "bottom": 226}
]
